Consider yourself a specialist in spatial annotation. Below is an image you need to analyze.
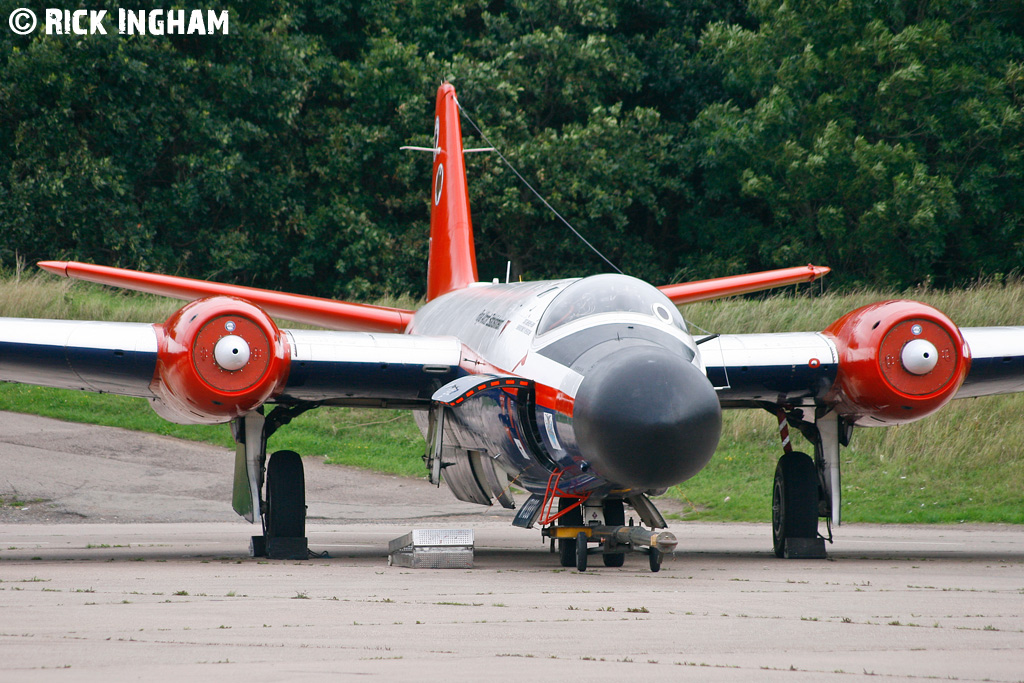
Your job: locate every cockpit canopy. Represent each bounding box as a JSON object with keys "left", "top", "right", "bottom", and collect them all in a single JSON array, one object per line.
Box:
[{"left": 537, "top": 274, "right": 687, "bottom": 335}]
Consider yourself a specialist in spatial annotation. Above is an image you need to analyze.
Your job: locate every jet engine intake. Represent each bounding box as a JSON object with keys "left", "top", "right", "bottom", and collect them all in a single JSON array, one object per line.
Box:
[
  {"left": 824, "top": 300, "right": 970, "bottom": 426},
  {"left": 150, "top": 297, "right": 290, "bottom": 424}
]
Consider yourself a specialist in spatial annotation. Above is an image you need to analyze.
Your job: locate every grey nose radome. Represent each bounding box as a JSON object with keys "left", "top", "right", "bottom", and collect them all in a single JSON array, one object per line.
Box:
[{"left": 572, "top": 345, "right": 722, "bottom": 490}]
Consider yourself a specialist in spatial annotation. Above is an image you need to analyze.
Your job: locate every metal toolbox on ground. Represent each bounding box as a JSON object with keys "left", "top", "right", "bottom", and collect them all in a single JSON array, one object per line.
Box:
[{"left": 387, "top": 529, "right": 474, "bottom": 569}]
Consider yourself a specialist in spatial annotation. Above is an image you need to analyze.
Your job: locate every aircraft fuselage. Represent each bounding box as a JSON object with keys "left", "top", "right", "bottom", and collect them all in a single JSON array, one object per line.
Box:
[{"left": 408, "top": 273, "right": 723, "bottom": 501}]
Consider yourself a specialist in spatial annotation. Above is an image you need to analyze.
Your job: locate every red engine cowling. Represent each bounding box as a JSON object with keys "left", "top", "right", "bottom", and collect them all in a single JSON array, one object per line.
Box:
[
  {"left": 150, "top": 297, "right": 290, "bottom": 424},
  {"left": 823, "top": 300, "right": 971, "bottom": 426}
]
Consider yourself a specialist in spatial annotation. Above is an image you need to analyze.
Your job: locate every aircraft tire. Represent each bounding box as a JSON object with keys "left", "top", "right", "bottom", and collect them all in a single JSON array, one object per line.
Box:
[
  {"left": 266, "top": 450, "right": 305, "bottom": 540},
  {"left": 602, "top": 499, "right": 626, "bottom": 567},
  {"left": 557, "top": 498, "right": 583, "bottom": 568},
  {"left": 772, "top": 451, "right": 818, "bottom": 558},
  {"left": 649, "top": 547, "right": 663, "bottom": 573},
  {"left": 575, "top": 531, "right": 588, "bottom": 572}
]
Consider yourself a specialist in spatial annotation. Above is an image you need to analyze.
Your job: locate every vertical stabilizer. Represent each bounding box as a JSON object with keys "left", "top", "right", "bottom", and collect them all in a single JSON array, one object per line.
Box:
[{"left": 427, "top": 83, "right": 479, "bottom": 301}]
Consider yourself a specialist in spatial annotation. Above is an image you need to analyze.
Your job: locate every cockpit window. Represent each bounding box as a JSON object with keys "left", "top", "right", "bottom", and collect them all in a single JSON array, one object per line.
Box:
[{"left": 537, "top": 274, "right": 686, "bottom": 335}]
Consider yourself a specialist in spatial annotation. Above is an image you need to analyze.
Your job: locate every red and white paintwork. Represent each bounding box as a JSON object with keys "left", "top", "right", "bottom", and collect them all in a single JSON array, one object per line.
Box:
[
  {"left": 150, "top": 297, "right": 291, "bottom": 424},
  {"left": 823, "top": 300, "right": 971, "bottom": 425},
  {"left": 658, "top": 264, "right": 831, "bottom": 305},
  {"left": 427, "top": 83, "right": 479, "bottom": 302},
  {"left": 2, "top": 83, "right": 1023, "bottom": 550}
]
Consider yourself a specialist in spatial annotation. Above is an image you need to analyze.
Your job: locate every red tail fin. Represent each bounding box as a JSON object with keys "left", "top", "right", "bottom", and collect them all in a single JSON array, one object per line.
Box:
[{"left": 427, "top": 83, "right": 479, "bottom": 301}]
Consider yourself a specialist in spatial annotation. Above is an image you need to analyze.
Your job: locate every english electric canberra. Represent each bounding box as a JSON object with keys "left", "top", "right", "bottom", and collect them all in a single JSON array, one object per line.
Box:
[{"left": 2, "top": 84, "right": 1022, "bottom": 570}]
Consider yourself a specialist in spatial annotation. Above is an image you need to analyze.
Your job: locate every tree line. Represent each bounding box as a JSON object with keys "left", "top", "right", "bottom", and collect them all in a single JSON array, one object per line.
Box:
[{"left": 1, "top": 0, "right": 1022, "bottom": 299}]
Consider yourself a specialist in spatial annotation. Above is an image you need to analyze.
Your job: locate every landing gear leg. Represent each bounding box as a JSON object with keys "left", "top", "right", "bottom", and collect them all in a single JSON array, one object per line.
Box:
[
  {"left": 602, "top": 499, "right": 625, "bottom": 567},
  {"left": 233, "top": 406, "right": 314, "bottom": 560},
  {"left": 264, "top": 450, "right": 308, "bottom": 560},
  {"left": 232, "top": 412, "right": 267, "bottom": 556},
  {"left": 771, "top": 451, "right": 824, "bottom": 559},
  {"left": 543, "top": 495, "right": 673, "bottom": 571}
]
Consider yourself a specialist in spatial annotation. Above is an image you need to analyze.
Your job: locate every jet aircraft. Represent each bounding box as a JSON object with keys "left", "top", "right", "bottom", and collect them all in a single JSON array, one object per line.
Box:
[{"left": 2, "top": 84, "right": 1022, "bottom": 570}]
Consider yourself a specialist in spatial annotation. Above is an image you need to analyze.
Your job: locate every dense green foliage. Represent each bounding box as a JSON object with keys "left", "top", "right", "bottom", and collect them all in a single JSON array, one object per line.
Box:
[{"left": 2, "top": 0, "right": 1023, "bottom": 297}]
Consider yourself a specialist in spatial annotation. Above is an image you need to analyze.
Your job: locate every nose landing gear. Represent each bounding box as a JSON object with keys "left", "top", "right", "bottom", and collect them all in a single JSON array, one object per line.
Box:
[{"left": 545, "top": 518, "right": 676, "bottom": 572}]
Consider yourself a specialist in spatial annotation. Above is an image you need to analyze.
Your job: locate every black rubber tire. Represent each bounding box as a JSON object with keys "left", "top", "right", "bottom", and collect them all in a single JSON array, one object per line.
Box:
[
  {"left": 602, "top": 499, "right": 626, "bottom": 567},
  {"left": 575, "top": 531, "right": 589, "bottom": 572},
  {"left": 649, "top": 547, "right": 663, "bottom": 573},
  {"left": 266, "top": 450, "right": 305, "bottom": 539},
  {"left": 772, "top": 451, "right": 818, "bottom": 558},
  {"left": 557, "top": 498, "right": 583, "bottom": 568}
]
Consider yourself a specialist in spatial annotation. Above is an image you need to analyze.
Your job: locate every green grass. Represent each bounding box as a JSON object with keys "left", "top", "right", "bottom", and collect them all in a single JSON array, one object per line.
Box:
[
  {"left": 0, "top": 383, "right": 426, "bottom": 478},
  {"left": 2, "top": 271, "right": 1023, "bottom": 522},
  {"left": 669, "top": 397, "right": 1024, "bottom": 524}
]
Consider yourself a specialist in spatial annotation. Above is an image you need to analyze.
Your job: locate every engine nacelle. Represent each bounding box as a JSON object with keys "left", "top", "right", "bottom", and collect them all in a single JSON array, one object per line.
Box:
[
  {"left": 823, "top": 300, "right": 971, "bottom": 426},
  {"left": 150, "top": 297, "right": 290, "bottom": 424}
]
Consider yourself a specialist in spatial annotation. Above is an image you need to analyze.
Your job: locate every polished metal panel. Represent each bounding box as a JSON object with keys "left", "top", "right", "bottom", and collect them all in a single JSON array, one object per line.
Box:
[
  {"left": 439, "top": 446, "right": 492, "bottom": 505},
  {"left": 0, "top": 318, "right": 158, "bottom": 396},
  {"left": 280, "top": 329, "right": 462, "bottom": 405},
  {"left": 470, "top": 450, "right": 515, "bottom": 509},
  {"left": 231, "top": 412, "right": 266, "bottom": 524},
  {"left": 702, "top": 332, "right": 838, "bottom": 405},
  {"left": 958, "top": 327, "right": 1024, "bottom": 397}
]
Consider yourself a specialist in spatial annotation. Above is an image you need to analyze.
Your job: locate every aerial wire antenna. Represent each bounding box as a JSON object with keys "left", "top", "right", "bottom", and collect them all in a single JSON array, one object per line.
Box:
[
  {"left": 688, "top": 318, "right": 731, "bottom": 390},
  {"left": 454, "top": 97, "right": 624, "bottom": 275}
]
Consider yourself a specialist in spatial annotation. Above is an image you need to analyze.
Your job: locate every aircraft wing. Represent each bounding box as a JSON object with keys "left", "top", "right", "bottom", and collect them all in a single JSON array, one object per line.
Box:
[
  {"left": 278, "top": 328, "right": 461, "bottom": 407},
  {"left": 659, "top": 265, "right": 830, "bottom": 305},
  {"left": 701, "top": 326, "right": 1024, "bottom": 410},
  {"left": 38, "top": 261, "right": 414, "bottom": 333},
  {"left": 0, "top": 317, "right": 463, "bottom": 419},
  {"left": 957, "top": 327, "right": 1024, "bottom": 398},
  {"left": 0, "top": 319, "right": 162, "bottom": 397},
  {"left": 700, "top": 332, "right": 838, "bottom": 408}
]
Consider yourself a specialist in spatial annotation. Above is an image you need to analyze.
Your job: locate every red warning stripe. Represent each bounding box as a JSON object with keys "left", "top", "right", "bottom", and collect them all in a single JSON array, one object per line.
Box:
[{"left": 440, "top": 377, "right": 534, "bottom": 407}]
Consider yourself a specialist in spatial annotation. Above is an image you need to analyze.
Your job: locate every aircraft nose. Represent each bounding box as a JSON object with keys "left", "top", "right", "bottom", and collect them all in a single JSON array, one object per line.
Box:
[{"left": 573, "top": 345, "right": 722, "bottom": 490}]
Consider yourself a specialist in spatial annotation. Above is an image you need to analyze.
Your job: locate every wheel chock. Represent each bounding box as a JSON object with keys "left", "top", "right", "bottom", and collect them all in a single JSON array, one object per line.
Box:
[
  {"left": 784, "top": 537, "right": 826, "bottom": 559},
  {"left": 266, "top": 536, "right": 309, "bottom": 560}
]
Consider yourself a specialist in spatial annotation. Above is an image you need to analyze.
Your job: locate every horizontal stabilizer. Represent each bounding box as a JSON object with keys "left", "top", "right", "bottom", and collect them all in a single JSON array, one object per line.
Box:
[
  {"left": 659, "top": 265, "right": 830, "bottom": 305},
  {"left": 38, "top": 261, "right": 414, "bottom": 333}
]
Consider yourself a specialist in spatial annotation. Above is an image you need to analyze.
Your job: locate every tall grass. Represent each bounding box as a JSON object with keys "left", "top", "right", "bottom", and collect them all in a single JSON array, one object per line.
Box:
[
  {"left": 0, "top": 266, "right": 420, "bottom": 326},
  {"left": 0, "top": 265, "right": 182, "bottom": 322},
  {"left": 682, "top": 276, "right": 1024, "bottom": 333},
  {"left": 1, "top": 271, "right": 1022, "bottom": 523}
]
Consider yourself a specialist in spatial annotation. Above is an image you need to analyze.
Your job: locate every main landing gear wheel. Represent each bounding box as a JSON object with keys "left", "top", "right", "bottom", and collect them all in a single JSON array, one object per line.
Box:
[
  {"left": 575, "top": 531, "right": 589, "bottom": 572},
  {"left": 557, "top": 497, "right": 583, "bottom": 568},
  {"left": 265, "top": 450, "right": 307, "bottom": 559},
  {"left": 772, "top": 451, "right": 819, "bottom": 558},
  {"left": 602, "top": 499, "right": 626, "bottom": 567}
]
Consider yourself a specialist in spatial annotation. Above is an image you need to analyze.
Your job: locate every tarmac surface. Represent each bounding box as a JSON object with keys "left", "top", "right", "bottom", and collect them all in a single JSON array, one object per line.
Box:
[{"left": 1, "top": 411, "right": 1023, "bottom": 681}]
